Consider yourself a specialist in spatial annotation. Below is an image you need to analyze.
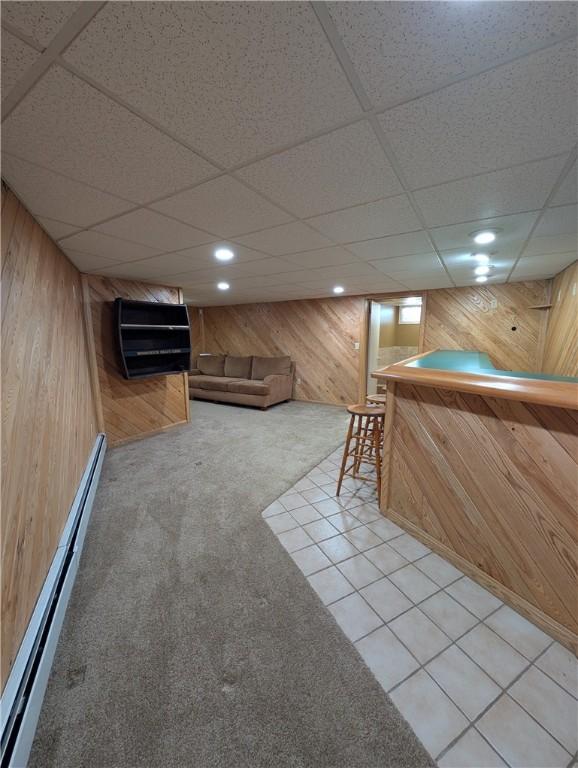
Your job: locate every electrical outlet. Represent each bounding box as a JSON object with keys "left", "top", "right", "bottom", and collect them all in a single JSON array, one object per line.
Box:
[{"left": 354, "top": 341, "right": 360, "bottom": 350}]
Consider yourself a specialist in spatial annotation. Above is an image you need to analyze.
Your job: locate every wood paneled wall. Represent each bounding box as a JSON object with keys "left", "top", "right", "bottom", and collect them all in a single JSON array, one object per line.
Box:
[
  {"left": 542, "top": 261, "right": 578, "bottom": 377},
  {"left": 423, "top": 281, "right": 549, "bottom": 372},
  {"left": 195, "top": 297, "right": 365, "bottom": 404},
  {"left": 1, "top": 187, "right": 98, "bottom": 690},
  {"left": 84, "top": 274, "right": 189, "bottom": 445},
  {"left": 382, "top": 381, "right": 578, "bottom": 651},
  {"left": 193, "top": 280, "right": 551, "bottom": 405}
]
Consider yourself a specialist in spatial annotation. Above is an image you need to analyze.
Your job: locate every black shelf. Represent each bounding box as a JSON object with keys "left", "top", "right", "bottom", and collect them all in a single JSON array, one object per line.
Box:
[{"left": 114, "top": 298, "right": 191, "bottom": 380}]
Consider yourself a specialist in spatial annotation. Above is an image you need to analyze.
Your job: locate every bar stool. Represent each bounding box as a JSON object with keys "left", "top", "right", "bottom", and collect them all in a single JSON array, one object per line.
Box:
[{"left": 336, "top": 404, "right": 386, "bottom": 498}]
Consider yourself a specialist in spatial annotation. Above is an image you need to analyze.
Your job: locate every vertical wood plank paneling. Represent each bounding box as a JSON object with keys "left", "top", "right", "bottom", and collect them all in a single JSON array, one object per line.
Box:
[
  {"left": 542, "top": 261, "right": 578, "bottom": 377},
  {"left": 423, "top": 281, "right": 550, "bottom": 371},
  {"left": 1, "top": 188, "right": 98, "bottom": 690},
  {"left": 384, "top": 382, "right": 578, "bottom": 650},
  {"left": 85, "top": 274, "right": 189, "bottom": 446}
]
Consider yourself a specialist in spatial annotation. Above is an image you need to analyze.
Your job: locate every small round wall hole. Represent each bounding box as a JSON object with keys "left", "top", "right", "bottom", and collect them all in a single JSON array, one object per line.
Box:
[{"left": 511, "top": 326, "right": 517, "bottom": 331}]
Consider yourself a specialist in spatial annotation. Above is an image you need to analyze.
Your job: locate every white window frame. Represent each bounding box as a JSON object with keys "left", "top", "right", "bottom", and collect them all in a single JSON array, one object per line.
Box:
[{"left": 398, "top": 305, "right": 422, "bottom": 325}]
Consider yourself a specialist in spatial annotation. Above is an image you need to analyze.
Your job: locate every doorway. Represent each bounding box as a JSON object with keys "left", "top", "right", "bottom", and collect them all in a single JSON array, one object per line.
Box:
[{"left": 365, "top": 296, "right": 424, "bottom": 397}]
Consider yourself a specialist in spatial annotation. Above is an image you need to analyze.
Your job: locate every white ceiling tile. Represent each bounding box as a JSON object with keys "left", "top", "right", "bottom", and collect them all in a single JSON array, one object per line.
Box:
[
  {"left": 524, "top": 205, "right": 578, "bottom": 256},
  {"left": 36, "top": 217, "right": 81, "bottom": 241},
  {"left": 238, "top": 121, "right": 403, "bottom": 218},
  {"left": 1, "top": 154, "right": 134, "bottom": 226},
  {"left": 328, "top": 2, "right": 576, "bottom": 109},
  {"left": 452, "top": 271, "right": 511, "bottom": 287},
  {"left": 95, "top": 209, "right": 213, "bottom": 251},
  {"left": 550, "top": 162, "right": 577, "bottom": 206},
  {"left": 414, "top": 155, "right": 569, "bottom": 228},
  {"left": 1, "top": 29, "right": 39, "bottom": 96},
  {"left": 307, "top": 195, "right": 421, "bottom": 242},
  {"left": 442, "top": 249, "right": 517, "bottom": 275},
  {"left": 64, "top": 2, "right": 361, "bottom": 166},
  {"left": 512, "top": 252, "right": 577, "bottom": 279},
  {"left": 524, "top": 234, "right": 578, "bottom": 257},
  {"left": 165, "top": 242, "right": 268, "bottom": 274},
  {"left": 2, "top": 66, "right": 217, "bottom": 203},
  {"left": 2, "top": 1, "right": 81, "bottom": 46},
  {"left": 90, "top": 252, "right": 206, "bottom": 279},
  {"left": 348, "top": 231, "right": 434, "bottom": 261},
  {"left": 370, "top": 253, "right": 445, "bottom": 276},
  {"left": 63, "top": 249, "right": 120, "bottom": 273},
  {"left": 396, "top": 275, "right": 454, "bottom": 290},
  {"left": 430, "top": 212, "right": 539, "bottom": 252},
  {"left": 59, "top": 230, "right": 161, "bottom": 262},
  {"left": 151, "top": 176, "right": 292, "bottom": 237},
  {"left": 379, "top": 39, "right": 577, "bottom": 189},
  {"left": 235, "top": 222, "right": 333, "bottom": 256},
  {"left": 281, "top": 247, "right": 359, "bottom": 269}
]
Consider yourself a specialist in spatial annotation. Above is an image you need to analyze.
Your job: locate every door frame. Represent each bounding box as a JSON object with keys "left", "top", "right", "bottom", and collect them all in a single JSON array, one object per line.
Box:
[{"left": 358, "top": 290, "right": 427, "bottom": 401}]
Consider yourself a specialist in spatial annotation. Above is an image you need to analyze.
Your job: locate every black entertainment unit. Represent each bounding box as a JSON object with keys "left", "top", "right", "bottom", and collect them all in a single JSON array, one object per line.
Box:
[{"left": 114, "top": 298, "right": 191, "bottom": 380}]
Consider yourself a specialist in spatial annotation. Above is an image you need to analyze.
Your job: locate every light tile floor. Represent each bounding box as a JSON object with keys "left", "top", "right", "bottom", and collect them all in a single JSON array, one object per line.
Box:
[{"left": 262, "top": 446, "right": 578, "bottom": 767}]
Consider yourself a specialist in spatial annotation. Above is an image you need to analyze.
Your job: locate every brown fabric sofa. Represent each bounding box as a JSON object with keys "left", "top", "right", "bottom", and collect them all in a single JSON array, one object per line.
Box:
[{"left": 189, "top": 354, "right": 294, "bottom": 409}]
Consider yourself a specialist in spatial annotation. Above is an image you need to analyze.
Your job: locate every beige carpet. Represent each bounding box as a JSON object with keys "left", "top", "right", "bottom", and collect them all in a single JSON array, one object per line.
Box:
[{"left": 30, "top": 400, "right": 435, "bottom": 768}]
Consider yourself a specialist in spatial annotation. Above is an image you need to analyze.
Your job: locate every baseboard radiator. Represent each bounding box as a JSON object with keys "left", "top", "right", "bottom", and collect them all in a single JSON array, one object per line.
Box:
[{"left": 1, "top": 434, "right": 107, "bottom": 768}]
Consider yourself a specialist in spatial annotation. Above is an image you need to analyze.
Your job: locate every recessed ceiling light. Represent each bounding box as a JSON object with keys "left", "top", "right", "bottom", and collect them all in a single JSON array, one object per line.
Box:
[
  {"left": 475, "top": 265, "right": 490, "bottom": 276},
  {"left": 215, "top": 247, "right": 235, "bottom": 262},
  {"left": 333, "top": 285, "right": 345, "bottom": 294},
  {"left": 472, "top": 253, "right": 490, "bottom": 264},
  {"left": 471, "top": 229, "right": 497, "bottom": 245},
  {"left": 217, "top": 282, "right": 230, "bottom": 291},
  {"left": 476, "top": 275, "right": 488, "bottom": 283}
]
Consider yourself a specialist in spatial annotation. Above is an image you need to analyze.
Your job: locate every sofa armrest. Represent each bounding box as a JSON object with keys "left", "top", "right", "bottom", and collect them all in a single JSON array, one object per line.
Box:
[
  {"left": 189, "top": 368, "right": 201, "bottom": 376},
  {"left": 263, "top": 373, "right": 293, "bottom": 402}
]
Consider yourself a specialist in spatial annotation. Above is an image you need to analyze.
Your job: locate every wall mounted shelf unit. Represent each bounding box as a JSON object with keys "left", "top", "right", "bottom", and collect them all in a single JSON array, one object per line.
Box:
[{"left": 114, "top": 298, "right": 191, "bottom": 379}]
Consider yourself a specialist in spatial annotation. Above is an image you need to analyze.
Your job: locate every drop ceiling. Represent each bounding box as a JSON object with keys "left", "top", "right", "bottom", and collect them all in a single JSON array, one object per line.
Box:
[{"left": 1, "top": 1, "right": 576, "bottom": 306}]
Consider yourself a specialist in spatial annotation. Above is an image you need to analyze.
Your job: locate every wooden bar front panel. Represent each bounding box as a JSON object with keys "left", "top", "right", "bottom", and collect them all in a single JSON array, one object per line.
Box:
[{"left": 384, "top": 382, "right": 578, "bottom": 649}]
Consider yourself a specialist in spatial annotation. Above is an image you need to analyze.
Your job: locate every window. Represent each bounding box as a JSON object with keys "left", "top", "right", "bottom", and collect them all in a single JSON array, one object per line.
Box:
[{"left": 399, "top": 305, "right": 421, "bottom": 324}]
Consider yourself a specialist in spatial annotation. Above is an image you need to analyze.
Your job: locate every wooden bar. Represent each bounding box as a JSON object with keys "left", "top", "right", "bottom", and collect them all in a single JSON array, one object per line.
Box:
[{"left": 373, "top": 350, "right": 578, "bottom": 654}]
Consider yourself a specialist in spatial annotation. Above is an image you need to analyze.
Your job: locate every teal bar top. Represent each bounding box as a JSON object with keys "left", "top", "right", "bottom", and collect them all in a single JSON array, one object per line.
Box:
[{"left": 406, "top": 350, "right": 578, "bottom": 384}]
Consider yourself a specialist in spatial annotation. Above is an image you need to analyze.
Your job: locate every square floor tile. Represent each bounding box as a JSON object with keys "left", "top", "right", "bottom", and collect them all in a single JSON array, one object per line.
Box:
[
  {"left": 314, "top": 498, "right": 348, "bottom": 517},
  {"left": 280, "top": 492, "right": 309, "bottom": 512},
  {"left": 364, "top": 542, "right": 409, "bottom": 575},
  {"left": 510, "top": 666, "right": 578, "bottom": 754},
  {"left": 415, "top": 553, "right": 463, "bottom": 587},
  {"left": 332, "top": 492, "right": 365, "bottom": 510},
  {"left": 427, "top": 645, "right": 501, "bottom": 720},
  {"left": 420, "top": 592, "right": 478, "bottom": 640},
  {"left": 277, "top": 527, "right": 313, "bottom": 553},
  {"left": 291, "top": 477, "right": 317, "bottom": 493},
  {"left": 307, "top": 565, "right": 354, "bottom": 605},
  {"left": 446, "top": 577, "right": 502, "bottom": 619},
  {"left": 355, "top": 625, "right": 419, "bottom": 691},
  {"left": 367, "top": 517, "right": 405, "bottom": 541},
  {"left": 329, "top": 592, "right": 383, "bottom": 642},
  {"left": 308, "top": 470, "right": 334, "bottom": 486},
  {"left": 350, "top": 502, "right": 381, "bottom": 524},
  {"left": 343, "top": 525, "right": 382, "bottom": 552},
  {"left": 300, "top": 486, "right": 330, "bottom": 505},
  {"left": 302, "top": 518, "right": 339, "bottom": 543},
  {"left": 326, "top": 510, "right": 363, "bottom": 533},
  {"left": 290, "top": 544, "right": 332, "bottom": 576},
  {"left": 318, "top": 534, "right": 359, "bottom": 564},
  {"left": 485, "top": 605, "right": 552, "bottom": 661},
  {"left": 438, "top": 728, "right": 506, "bottom": 768},
  {"left": 458, "top": 625, "right": 529, "bottom": 686},
  {"left": 290, "top": 505, "right": 322, "bottom": 526},
  {"left": 265, "top": 512, "right": 298, "bottom": 534},
  {"left": 536, "top": 642, "right": 578, "bottom": 697},
  {"left": 477, "top": 695, "right": 571, "bottom": 768},
  {"left": 360, "top": 577, "right": 412, "bottom": 622},
  {"left": 318, "top": 482, "right": 339, "bottom": 498},
  {"left": 323, "top": 468, "right": 341, "bottom": 481},
  {"left": 389, "top": 564, "right": 439, "bottom": 604},
  {"left": 390, "top": 669, "right": 469, "bottom": 758},
  {"left": 388, "top": 533, "right": 431, "bottom": 561},
  {"left": 338, "top": 554, "right": 383, "bottom": 589},
  {"left": 317, "top": 458, "right": 338, "bottom": 472},
  {"left": 261, "top": 500, "right": 286, "bottom": 518},
  {"left": 389, "top": 607, "right": 451, "bottom": 664}
]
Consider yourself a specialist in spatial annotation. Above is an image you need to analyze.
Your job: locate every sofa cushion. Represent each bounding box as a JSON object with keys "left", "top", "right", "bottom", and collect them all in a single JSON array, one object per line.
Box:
[
  {"left": 192, "top": 375, "right": 241, "bottom": 392},
  {"left": 224, "top": 355, "right": 252, "bottom": 379},
  {"left": 227, "top": 379, "right": 270, "bottom": 396},
  {"left": 251, "top": 355, "right": 291, "bottom": 380},
  {"left": 197, "top": 354, "right": 225, "bottom": 376}
]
